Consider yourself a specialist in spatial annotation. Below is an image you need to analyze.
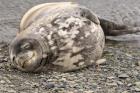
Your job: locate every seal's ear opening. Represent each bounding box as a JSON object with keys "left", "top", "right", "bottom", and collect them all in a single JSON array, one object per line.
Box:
[{"left": 9, "top": 37, "right": 45, "bottom": 72}]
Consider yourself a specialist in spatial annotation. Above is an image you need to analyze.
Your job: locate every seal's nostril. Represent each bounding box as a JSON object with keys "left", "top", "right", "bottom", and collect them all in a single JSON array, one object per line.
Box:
[{"left": 13, "top": 56, "right": 15, "bottom": 62}]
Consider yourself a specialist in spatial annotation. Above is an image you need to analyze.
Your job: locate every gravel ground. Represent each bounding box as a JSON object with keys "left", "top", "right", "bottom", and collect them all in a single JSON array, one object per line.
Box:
[
  {"left": 0, "top": 41, "right": 140, "bottom": 93},
  {"left": 0, "top": 0, "right": 140, "bottom": 42},
  {"left": 0, "top": 0, "right": 140, "bottom": 93}
]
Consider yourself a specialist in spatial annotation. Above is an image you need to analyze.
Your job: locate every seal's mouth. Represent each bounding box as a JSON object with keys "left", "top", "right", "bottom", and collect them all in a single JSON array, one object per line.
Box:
[{"left": 9, "top": 36, "right": 46, "bottom": 72}]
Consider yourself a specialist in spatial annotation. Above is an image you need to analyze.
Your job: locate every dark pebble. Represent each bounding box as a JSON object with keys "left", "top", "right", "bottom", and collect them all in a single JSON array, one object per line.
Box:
[{"left": 42, "top": 82, "right": 55, "bottom": 89}]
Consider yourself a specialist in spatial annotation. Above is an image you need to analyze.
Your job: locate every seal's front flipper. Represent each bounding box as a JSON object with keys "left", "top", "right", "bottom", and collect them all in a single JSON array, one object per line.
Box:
[{"left": 99, "top": 18, "right": 140, "bottom": 36}]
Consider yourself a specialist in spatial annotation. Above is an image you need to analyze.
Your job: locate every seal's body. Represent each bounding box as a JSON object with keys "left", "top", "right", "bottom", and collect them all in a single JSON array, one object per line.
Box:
[
  {"left": 9, "top": 2, "right": 140, "bottom": 72},
  {"left": 9, "top": 2, "right": 104, "bottom": 72}
]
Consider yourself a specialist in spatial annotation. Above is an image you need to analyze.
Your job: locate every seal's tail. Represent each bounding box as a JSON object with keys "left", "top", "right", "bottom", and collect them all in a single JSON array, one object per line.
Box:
[{"left": 99, "top": 18, "right": 140, "bottom": 36}]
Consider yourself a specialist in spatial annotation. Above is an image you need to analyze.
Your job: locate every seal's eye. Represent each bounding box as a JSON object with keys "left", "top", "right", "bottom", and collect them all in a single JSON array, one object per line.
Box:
[{"left": 20, "top": 42, "right": 32, "bottom": 50}]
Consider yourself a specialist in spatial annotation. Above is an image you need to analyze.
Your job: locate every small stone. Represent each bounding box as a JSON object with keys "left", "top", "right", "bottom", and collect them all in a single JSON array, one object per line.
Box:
[
  {"left": 138, "top": 61, "right": 140, "bottom": 66},
  {"left": 96, "top": 58, "right": 106, "bottom": 65},
  {"left": 46, "top": 83, "right": 55, "bottom": 89},
  {"left": 137, "top": 75, "right": 140, "bottom": 80},
  {"left": 20, "top": 92, "right": 27, "bottom": 93},
  {"left": 24, "top": 81, "right": 30, "bottom": 85},
  {"left": 126, "top": 78, "right": 131, "bottom": 82},
  {"left": 3, "top": 77, "right": 11, "bottom": 83},
  {"left": 134, "top": 87, "right": 140, "bottom": 92},
  {"left": 117, "top": 81, "right": 124, "bottom": 85},
  {"left": 133, "top": 70, "right": 139, "bottom": 76},
  {"left": 84, "top": 90, "right": 94, "bottom": 93},
  {"left": 92, "top": 83, "right": 97, "bottom": 88},
  {"left": 60, "top": 78, "right": 67, "bottom": 81},
  {"left": 56, "top": 82, "right": 67, "bottom": 88},
  {"left": 135, "top": 82, "right": 140, "bottom": 88},
  {"left": 7, "top": 89, "right": 16, "bottom": 93},
  {"left": 32, "top": 83, "right": 39, "bottom": 88},
  {"left": 122, "top": 91, "right": 129, "bottom": 93},
  {"left": 39, "top": 75, "right": 46, "bottom": 78},
  {"left": 2, "top": 57, "right": 8, "bottom": 62},
  {"left": 0, "top": 56, "right": 7, "bottom": 63},
  {"left": 118, "top": 73, "right": 129, "bottom": 79},
  {"left": 125, "top": 53, "right": 132, "bottom": 57},
  {"left": 0, "top": 80, "right": 6, "bottom": 84},
  {"left": 107, "top": 88, "right": 116, "bottom": 93},
  {"left": 136, "top": 61, "right": 140, "bottom": 66},
  {"left": 127, "top": 83, "right": 132, "bottom": 87},
  {"left": 136, "top": 66, "right": 140, "bottom": 70},
  {"left": 67, "top": 91, "right": 74, "bottom": 93},
  {"left": 9, "top": 85, "right": 15, "bottom": 87},
  {"left": 47, "top": 79, "right": 55, "bottom": 82},
  {"left": 107, "top": 82, "right": 117, "bottom": 86},
  {"left": 107, "top": 76, "right": 115, "bottom": 79},
  {"left": 42, "top": 82, "right": 55, "bottom": 89},
  {"left": 0, "top": 55, "right": 4, "bottom": 58}
]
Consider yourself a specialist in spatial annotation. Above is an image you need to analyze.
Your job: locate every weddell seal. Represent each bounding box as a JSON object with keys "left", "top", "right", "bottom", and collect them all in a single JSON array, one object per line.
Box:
[{"left": 9, "top": 2, "right": 140, "bottom": 72}]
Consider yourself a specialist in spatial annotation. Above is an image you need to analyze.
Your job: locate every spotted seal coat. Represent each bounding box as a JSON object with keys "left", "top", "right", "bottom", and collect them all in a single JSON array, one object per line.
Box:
[{"left": 9, "top": 2, "right": 140, "bottom": 72}]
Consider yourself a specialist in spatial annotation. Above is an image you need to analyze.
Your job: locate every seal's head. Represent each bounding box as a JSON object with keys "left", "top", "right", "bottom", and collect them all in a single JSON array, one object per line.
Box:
[{"left": 9, "top": 33, "right": 48, "bottom": 72}]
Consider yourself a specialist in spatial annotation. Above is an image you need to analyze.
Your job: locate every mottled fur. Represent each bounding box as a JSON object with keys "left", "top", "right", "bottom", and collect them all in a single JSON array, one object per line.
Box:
[{"left": 9, "top": 2, "right": 139, "bottom": 72}]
